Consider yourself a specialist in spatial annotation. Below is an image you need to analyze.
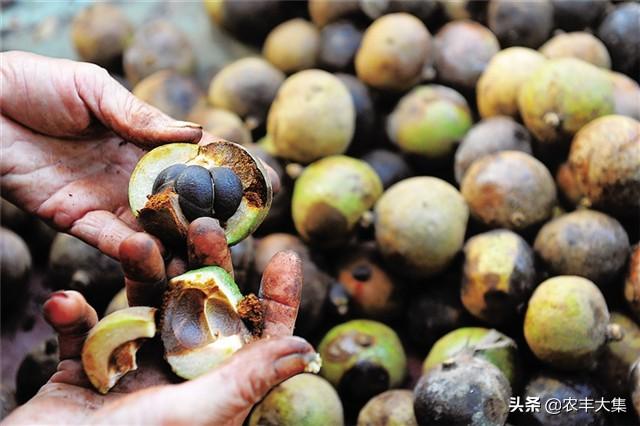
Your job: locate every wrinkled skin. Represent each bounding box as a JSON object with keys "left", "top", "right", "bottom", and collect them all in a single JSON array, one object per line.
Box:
[{"left": 1, "top": 51, "right": 305, "bottom": 425}]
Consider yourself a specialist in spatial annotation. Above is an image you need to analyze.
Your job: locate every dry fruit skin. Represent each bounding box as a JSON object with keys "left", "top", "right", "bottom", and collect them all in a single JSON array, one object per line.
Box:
[
  {"left": 161, "top": 266, "right": 261, "bottom": 379},
  {"left": 626, "top": 245, "right": 640, "bottom": 320},
  {"left": 248, "top": 374, "right": 344, "bottom": 426},
  {"left": 263, "top": 19, "right": 320, "bottom": 73},
  {"left": 539, "top": 32, "right": 612, "bottom": 69},
  {"left": 476, "top": 47, "right": 547, "bottom": 119},
  {"left": 597, "top": 312, "right": 640, "bottom": 396},
  {"left": 128, "top": 140, "right": 272, "bottom": 246},
  {"left": 292, "top": 155, "right": 383, "bottom": 246},
  {"left": 422, "top": 327, "right": 520, "bottom": 390},
  {"left": 461, "top": 230, "right": 536, "bottom": 325},
  {"left": 81, "top": 307, "right": 157, "bottom": 394},
  {"left": 357, "top": 389, "right": 417, "bottom": 426},
  {"left": 524, "top": 275, "right": 618, "bottom": 371},
  {"left": 517, "top": 58, "right": 615, "bottom": 145}
]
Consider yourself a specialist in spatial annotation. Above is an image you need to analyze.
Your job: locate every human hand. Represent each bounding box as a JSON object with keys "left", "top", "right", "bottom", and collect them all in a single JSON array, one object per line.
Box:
[{"left": 3, "top": 218, "right": 311, "bottom": 426}]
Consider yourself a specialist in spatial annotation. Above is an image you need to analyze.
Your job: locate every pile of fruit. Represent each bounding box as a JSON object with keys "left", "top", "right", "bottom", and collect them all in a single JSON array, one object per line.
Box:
[{"left": 2, "top": 1, "right": 639, "bottom": 425}]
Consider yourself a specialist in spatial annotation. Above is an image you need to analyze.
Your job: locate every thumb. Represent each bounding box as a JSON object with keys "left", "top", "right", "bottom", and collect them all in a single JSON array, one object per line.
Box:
[{"left": 90, "top": 337, "right": 319, "bottom": 426}]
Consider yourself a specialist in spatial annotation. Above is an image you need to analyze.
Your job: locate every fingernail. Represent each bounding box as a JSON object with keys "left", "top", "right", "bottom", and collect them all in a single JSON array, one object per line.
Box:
[
  {"left": 303, "top": 352, "right": 322, "bottom": 373},
  {"left": 170, "top": 121, "right": 202, "bottom": 129},
  {"left": 48, "top": 290, "right": 69, "bottom": 300}
]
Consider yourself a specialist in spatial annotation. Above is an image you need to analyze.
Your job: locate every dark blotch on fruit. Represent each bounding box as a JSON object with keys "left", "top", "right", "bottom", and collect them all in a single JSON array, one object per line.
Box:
[
  {"left": 339, "top": 360, "right": 390, "bottom": 406},
  {"left": 210, "top": 167, "right": 243, "bottom": 221},
  {"left": 152, "top": 163, "right": 187, "bottom": 194},
  {"left": 175, "top": 165, "right": 214, "bottom": 221}
]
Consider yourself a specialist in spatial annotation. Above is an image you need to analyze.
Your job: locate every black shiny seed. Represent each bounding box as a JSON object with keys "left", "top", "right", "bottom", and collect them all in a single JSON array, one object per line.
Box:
[
  {"left": 209, "top": 167, "right": 243, "bottom": 221},
  {"left": 152, "top": 164, "right": 187, "bottom": 194},
  {"left": 175, "top": 165, "right": 214, "bottom": 221}
]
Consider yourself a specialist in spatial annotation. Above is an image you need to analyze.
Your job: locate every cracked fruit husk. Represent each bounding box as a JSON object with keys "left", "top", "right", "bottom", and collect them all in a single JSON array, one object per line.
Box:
[
  {"left": 128, "top": 140, "right": 272, "bottom": 246},
  {"left": 81, "top": 307, "right": 157, "bottom": 394},
  {"left": 160, "top": 266, "right": 263, "bottom": 380}
]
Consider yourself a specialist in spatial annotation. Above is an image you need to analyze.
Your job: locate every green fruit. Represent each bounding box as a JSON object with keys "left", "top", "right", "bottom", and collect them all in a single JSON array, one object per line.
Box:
[
  {"left": 82, "top": 307, "right": 157, "bottom": 394},
  {"left": 518, "top": 58, "right": 615, "bottom": 145},
  {"left": 267, "top": 69, "right": 355, "bottom": 163},
  {"left": 263, "top": 19, "right": 320, "bottom": 73},
  {"left": 524, "top": 275, "right": 616, "bottom": 370},
  {"left": 357, "top": 390, "right": 417, "bottom": 426},
  {"left": 132, "top": 70, "right": 204, "bottom": 121},
  {"left": 540, "top": 31, "right": 611, "bottom": 69},
  {"left": 423, "top": 327, "right": 520, "bottom": 390},
  {"left": 318, "top": 320, "right": 407, "bottom": 406},
  {"left": 567, "top": 114, "right": 640, "bottom": 216},
  {"left": 292, "top": 155, "right": 382, "bottom": 246},
  {"left": 248, "top": 374, "right": 344, "bottom": 426},
  {"left": 387, "top": 85, "right": 472, "bottom": 159},
  {"left": 597, "top": 312, "right": 640, "bottom": 395},
  {"left": 461, "top": 230, "right": 536, "bottom": 325},
  {"left": 461, "top": 151, "right": 557, "bottom": 231},
  {"left": 355, "top": 13, "right": 432, "bottom": 91},
  {"left": 104, "top": 288, "right": 128, "bottom": 316},
  {"left": 128, "top": 141, "right": 272, "bottom": 246},
  {"left": 476, "top": 47, "right": 547, "bottom": 119},
  {"left": 375, "top": 177, "right": 468, "bottom": 278},
  {"left": 208, "top": 57, "right": 285, "bottom": 130},
  {"left": 534, "top": 209, "right": 630, "bottom": 286},
  {"left": 414, "top": 355, "right": 511, "bottom": 426},
  {"left": 161, "top": 266, "right": 261, "bottom": 380}
]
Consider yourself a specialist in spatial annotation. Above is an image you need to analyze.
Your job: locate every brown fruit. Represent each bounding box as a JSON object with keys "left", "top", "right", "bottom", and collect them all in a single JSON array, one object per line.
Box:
[
  {"left": 357, "top": 390, "right": 417, "bottom": 426},
  {"left": 488, "top": 0, "right": 553, "bottom": 48},
  {"left": 534, "top": 210, "right": 630, "bottom": 287},
  {"left": 204, "top": 0, "right": 286, "bottom": 44},
  {"left": 568, "top": 115, "right": 640, "bottom": 216},
  {"left": 434, "top": 20, "right": 500, "bottom": 90},
  {"left": 263, "top": 19, "right": 320, "bottom": 74},
  {"left": 355, "top": 13, "right": 432, "bottom": 91},
  {"left": 70, "top": 3, "right": 132, "bottom": 69},
  {"left": 308, "top": 0, "right": 361, "bottom": 27},
  {"left": 555, "top": 161, "right": 583, "bottom": 206},
  {"left": 625, "top": 244, "right": 640, "bottom": 321},
  {"left": 540, "top": 31, "right": 611, "bottom": 69},
  {"left": 123, "top": 19, "right": 195, "bottom": 85},
  {"left": 132, "top": 70, "right": 204, "bottom": 121},
  {"left": 461, "top": 151, "right": 557, "bottom": 231},
  {"left": 187, "top": 106, "right": 252, "bottom": 145}
]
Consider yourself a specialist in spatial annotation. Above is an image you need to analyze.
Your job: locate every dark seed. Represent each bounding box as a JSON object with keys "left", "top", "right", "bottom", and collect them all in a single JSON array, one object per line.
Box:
[
  {"left": 209, "top": 167, "right": 243, "bottom": 221},
  {"left": 175, "top": 165, "right": 214, "bottom": 221},
  {"left": 152, "top": 163, "right": 187, "bottom": 194}
]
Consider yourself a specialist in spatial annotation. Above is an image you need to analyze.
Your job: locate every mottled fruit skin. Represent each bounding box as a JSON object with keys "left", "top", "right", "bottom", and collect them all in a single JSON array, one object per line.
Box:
[
  {"left": 567, "top": 115, "right": 640, "bottom": 216},
  {"left": 267, "top": 70, "right": 355, "bottom": 163},
  {"left": 318, "top": 320, "right": 407, "bottom": 406},
  {"left": 387, "top": 85, "right": 472, "bottom": 159},
  {"left": 248, "top": 374, "right": 344, "bottom": 426},
  {"left": 318, "top": 20, "right": 362, "bottom": 72},
  {"left": 454, "top": 116, "right": 532, "bottom": 183},
  {"left": 133, "top": 70, "right": 204, "bottom": 121},
  {"left": 434, "top": 20, "right": 500, "bottom": 90},
  {"left": 534, "top": 210, "right": 630, "bottom": 286},
  {"left": 524, "top": 276, "right": 611, "bottom": 370},
  {"left": 355, "top": 13, "right": 432, "bottom": 91},
  {"left": 208, "top": 57, "right": 285, "bottom": 129},
  {"left": 375, "top": 177, "right": 469, "bottom": 278},
  {"left": 357, "top": 390, "right": 417, "bottom": 426},
  {"left": 461, "top": 151, "right": 557, "bottom": 231},
  {"left": 292, "top": 156, "right": 382, "bottom": 246},
  {"left": 414, "top": 356, "right": 511, "bottom": 426},
  {"left": 487, "top": 0, "right": 553, "bottom": 48},
  {"left": 263, "top": 19, "right": 320, "bottom": 74},
  {"left": 70, "top": 3, "right": 132, "bottom": 69},
  {"left": 518, "top": 58, "right": 614, "bottom": 145},
  {"left": 423, "top": 327, "right": 520, "bottom": 390},
  {"left": 597, "top": 312, "right": 640, "bottom": 396},
  {"left": 555, "top": 161, "right": 583, "bottom": 206},
  {"left": 187, "top": 107, "right": 252, "bottom": 145},
  {"left": 476, "top": 47, "right": 547, "bottom": 119},
  {"left": 461, "top": 230, "right": 536, "bottom": 325},
  {"left": 519, "top": 373, "right": 607, "bottom": 426},
  {"left": 123, "top": 19, "right": 195, "bottom": 85},
  {"left": 540, "top": 32, "right": 611, "bottom": 69},
  {"left": 625, "top": 245, "right": 640, "bottom": 321},
  {"left": 597, "top": 3, "right": 640, "bottom": 77}
]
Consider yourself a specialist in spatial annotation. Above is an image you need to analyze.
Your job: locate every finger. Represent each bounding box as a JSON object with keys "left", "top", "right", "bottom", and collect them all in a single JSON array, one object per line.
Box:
[
  {"left": 89, "top": 336, "right": 318, "bottom": 425},
  {"left": 67, "top": 210, "right": 138, "bottom": 260},
  {"left": 259, "top": 251, "right": 303, "bottom": 338},
  {"left": 187, "top": 217, "right": 233, "bottom": 275},
  {"left": 43, "top": 291, "right": 98, "bottom": 360},
  {"left": 50, "top": 359, "right": 91, "bottom": 388},
  {"left": 0, "top": 52, "right": 202, "bottom": 146},
  {"left": 120, "top": 232, "right": 167, "bottom": 307}
]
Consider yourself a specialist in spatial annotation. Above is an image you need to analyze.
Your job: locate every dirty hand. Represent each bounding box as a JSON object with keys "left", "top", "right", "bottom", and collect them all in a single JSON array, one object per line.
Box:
[{"left": 3, "top": 219, "right": 311, "bottom": 426}]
